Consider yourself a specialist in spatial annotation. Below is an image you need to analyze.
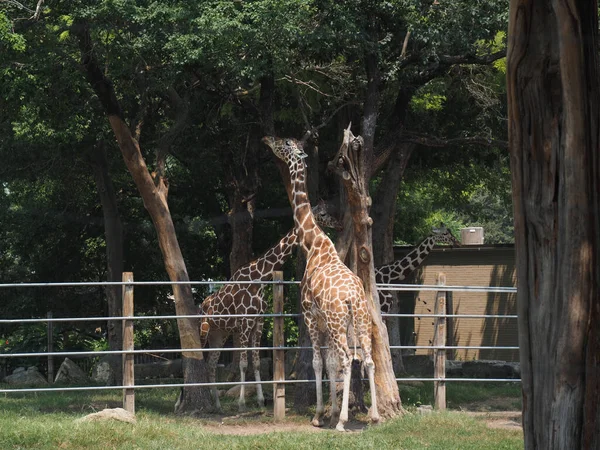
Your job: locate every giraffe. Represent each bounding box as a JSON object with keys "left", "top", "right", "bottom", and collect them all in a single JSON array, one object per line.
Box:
[
  {"left": 199, "top": 203, "right": 340, "bottom": 412},
  {"left": 263, "top": 135, "right": 379, "bottom": 432},
  {"left": 376, "top": 225, "right": 461, "bottom": 314}
]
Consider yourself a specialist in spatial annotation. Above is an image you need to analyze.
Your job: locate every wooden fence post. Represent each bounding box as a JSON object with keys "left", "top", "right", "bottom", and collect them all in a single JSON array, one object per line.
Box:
[
  {"left": 272, "top": 271, "right": 285, "bottom": 420},
  {"left": 47, "top": 311, "right": 54, "bottom": 383},
  {"left": 434, "top": 272, "right": 447, "bottom": 410},
  {"left": 122, "top": 272, "right": 135, "bottom": 414}
]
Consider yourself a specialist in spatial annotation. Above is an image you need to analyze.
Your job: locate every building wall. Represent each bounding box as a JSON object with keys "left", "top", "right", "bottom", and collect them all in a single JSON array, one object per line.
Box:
[{"left": 392, "top": 245, "right": 518, "bottom": 362}]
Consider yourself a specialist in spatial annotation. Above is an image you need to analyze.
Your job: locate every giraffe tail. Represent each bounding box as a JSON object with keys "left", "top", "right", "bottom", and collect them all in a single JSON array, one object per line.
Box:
[{"left": 349, "top": 299, "right": 359, "bottom": 361}]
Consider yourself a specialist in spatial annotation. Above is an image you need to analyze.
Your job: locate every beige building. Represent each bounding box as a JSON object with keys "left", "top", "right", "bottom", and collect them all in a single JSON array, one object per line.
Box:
[{"left": 393, "top": 244, "right": 518, "bottom": 362}]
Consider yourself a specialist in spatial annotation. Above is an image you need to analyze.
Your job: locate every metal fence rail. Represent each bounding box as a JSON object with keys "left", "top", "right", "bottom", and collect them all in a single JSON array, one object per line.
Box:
[{"left": 0, "top": 274, "right": 520, "bottom": 415}]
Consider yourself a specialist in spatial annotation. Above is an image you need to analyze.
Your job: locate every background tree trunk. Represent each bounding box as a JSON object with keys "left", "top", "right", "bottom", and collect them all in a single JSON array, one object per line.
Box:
[
  {"left": 88, "top": 141, "right": 123, "bottom": 383},
  {"left": 507, "top": 1, "right": 600, "bottom": 448},
  {"left": 75, "top": 22, "right": 211, "bottom": 412},
  {"left": 371, "top": 143, "right": 415, "bottom": 375}
]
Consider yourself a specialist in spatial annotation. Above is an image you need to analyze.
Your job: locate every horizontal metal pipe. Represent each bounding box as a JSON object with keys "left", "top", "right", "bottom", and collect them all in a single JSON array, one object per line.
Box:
[
  {"left": 0, "top": 312, "right": 518, "bottom": 324},
  {"left": 0, "top": 313, "right": 300, "bottom": 324},
  {"left": 0, "top": 377, "right": 522, "bottom": 394},
  {"left": 0, "top": 281, "right": 516, "bottom": 293},
  {"left": 0, "top": 344, "right": 520, "bottom": 358}
]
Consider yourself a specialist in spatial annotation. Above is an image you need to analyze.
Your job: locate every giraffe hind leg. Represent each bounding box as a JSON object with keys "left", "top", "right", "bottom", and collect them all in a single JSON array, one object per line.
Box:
[
  {"left": 325, "top": 342, "right": 340, "bottom": 427},
  {"left": 328, "top": 330, "right": 352, "bottom": 432},
  {"left": 252, "top": 319, "right": 265, "bottom": 408},
  {"left": 308, "top": 319, "right": 325, "bottom": 427}
]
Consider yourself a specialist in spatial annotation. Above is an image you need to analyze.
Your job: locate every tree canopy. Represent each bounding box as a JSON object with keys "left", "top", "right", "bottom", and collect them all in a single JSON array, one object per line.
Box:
[{"left": 1, "top": 0, "right": 510, "bottom": 357}]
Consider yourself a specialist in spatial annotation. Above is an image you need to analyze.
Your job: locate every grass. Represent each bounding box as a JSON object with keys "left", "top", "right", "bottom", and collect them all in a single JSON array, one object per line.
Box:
[
  {"left": 0, "top": 382, "right": 523, "bottom": 449},
  {"left": 398, "top": 381, "right": 522, "bottom": 411}
]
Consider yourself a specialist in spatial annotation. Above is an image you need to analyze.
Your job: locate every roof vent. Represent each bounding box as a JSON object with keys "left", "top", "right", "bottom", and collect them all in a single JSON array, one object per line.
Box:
[{"left": 460, "top": 227, "right": 484, "bottom": 245}]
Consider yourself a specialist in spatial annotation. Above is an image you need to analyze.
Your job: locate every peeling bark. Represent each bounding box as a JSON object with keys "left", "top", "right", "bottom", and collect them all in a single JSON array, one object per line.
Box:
[
  {"left": 507, "top": 1, "right": 600, "bottom": 448},
  {"left": 329, "top": 126, "right": 404, "bottom": 419}
]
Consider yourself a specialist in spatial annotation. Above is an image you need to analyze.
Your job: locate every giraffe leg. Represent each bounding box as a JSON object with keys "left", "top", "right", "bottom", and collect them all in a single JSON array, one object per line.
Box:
[
  {"left": 307, "top": 317, "right": 324, "bottom": 427},
  {"left": 327, "top": 329, "right": 352, "bottom": 432},
  {"left": 252, "top": 319, "right": 265, "bottom": 408},
  {"left": 357, "top": 313, "right": 380, "bottom": 423},
  {"left": 238, "top": 326, "right": 251, "bottom": 412},
  {"left": 207, "top": 331, "right": 225, "bottom": 412},
  {"left": 325, "top": 342, "right": 340, "bottom": 427}
]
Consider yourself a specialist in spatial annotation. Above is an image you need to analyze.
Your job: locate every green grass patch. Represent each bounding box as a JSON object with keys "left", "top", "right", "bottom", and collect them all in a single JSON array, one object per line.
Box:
[
  {"left": 399, "top": 381, "right": 522, "bottom": 411},
  {"left": 0, "top": 383, "right": 523, "bottom": 449}
]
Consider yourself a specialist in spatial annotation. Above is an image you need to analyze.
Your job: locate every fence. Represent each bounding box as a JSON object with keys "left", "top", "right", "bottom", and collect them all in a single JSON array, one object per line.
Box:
[{"left": 0, "top": 273, "right": 519, "bottom": 418}]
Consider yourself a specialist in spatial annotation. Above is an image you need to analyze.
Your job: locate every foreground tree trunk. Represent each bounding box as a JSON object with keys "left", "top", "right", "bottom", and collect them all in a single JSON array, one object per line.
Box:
[
  {"left": 507, "top": 2, "right": 600, "bottom": 448},
  {"left": 330, "top": 126, "right": 404, "bottom": 418},
  {"left": 88, "top": 141, "right": 124, "bottom": 382},
  {"left": 74, "top": 22, "right": 211, "bottom": 412}
]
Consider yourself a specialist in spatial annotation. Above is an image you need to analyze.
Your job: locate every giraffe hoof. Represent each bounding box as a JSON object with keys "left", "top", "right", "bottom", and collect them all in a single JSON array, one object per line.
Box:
[
  {"left": 335, "top": 423, "right": 347, "bottom": 432},
  {"left": 311, "top": 418, "right": 324, "bottom": 428}
]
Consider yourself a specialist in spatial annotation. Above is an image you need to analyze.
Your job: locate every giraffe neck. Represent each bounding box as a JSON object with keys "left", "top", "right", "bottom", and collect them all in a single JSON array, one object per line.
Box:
[
  {"left": 232, "top": 228, "right": 298, "bottom": 282},
  {"left": 381, "top": 236, "right": 436, "bottom": 282},
  {"left": 288, "top": 159, "right": 322, "bottom": 254}
]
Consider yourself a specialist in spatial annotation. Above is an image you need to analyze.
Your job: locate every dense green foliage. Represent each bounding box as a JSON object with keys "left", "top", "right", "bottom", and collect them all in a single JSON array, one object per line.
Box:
[{"left": 1, "top": 1, "right": 510, "bottom": 356}]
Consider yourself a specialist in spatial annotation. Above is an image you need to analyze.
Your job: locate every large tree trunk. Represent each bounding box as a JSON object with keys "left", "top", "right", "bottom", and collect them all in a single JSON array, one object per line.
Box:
[
  {"left": 88, "top": 141, "right": 124, "bottom": 383},
  {"left": 371, "top": 143, "right": 414, "bottom": 375},
  {"left": 330, "top": 126, "right": 404, "bottom": 419},
  {"left": 507, "top": 2, "right": 600, "bottom": 448},
  {"left": 74, "top": 22, "right": 211, "bottom": 412}
]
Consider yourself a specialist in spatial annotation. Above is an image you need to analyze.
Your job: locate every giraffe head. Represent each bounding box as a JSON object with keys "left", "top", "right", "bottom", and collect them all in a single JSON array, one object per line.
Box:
[
  {"left": 262, "top": 136, "right": 307, "bottom": 164},
  {"left": 312, "top": 200, "right": 342, "bottom": 231},
  {"left": 431, "top": 223, "right": 461, "bottom": 246}
]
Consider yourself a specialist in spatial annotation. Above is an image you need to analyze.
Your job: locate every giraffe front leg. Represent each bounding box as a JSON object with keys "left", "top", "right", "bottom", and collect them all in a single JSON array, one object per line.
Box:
[{"left": 364, "top": 355, "right": 379, "bottom": 423}]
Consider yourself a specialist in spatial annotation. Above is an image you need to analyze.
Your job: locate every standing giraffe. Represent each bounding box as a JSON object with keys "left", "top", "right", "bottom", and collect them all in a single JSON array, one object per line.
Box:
[
  {"left": 263, "top": 136, "right": 379, "bottom": 432},
  {"left": 376, "top": 225, "right": 461, "bottom": 314},
  {"left": 199, "top": 203, "right": 340, "bottom": 412}
]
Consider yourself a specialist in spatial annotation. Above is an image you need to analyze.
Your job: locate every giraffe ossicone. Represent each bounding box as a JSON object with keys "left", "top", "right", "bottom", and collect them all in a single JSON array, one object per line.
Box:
[
  {"left": 198, "top": 202, "right": 341, "bottom": 412},
  {"left": 263, "top": 135, "right": 379, "bottom": 431}
]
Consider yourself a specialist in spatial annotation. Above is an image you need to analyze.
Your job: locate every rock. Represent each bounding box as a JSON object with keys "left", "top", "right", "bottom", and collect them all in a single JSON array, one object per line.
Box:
[
  {"left": 3, "top": 366, "right": 48, "bottom": 385},
  {"left": 398, "top": 380, "right": 425, "bottom": 388},
  {"left": 417, "top": 405, "right": 434, "bottom": 415},
  {"left": 135, "top": 359, "right": 182, "bottom": 380},
  {"left": 284, "top": 350, "right": 298, "bottom": 379},
  {"left": 260, "top": 357, "right": 272, "bottom": 381},
  {"left": 461, "top": 360, "right": 520, "bottom": 379},
  {"left": 225, "top": 384, "right": 257, "bottom": 398},
  {"left": 54, "top": 358, "right": 90, "bottom": 384},
  {"left": 91, "top": 355, "right": 119, "bottom": 385},
  {"left": 75, "top": 408, "right": 136, "bottom": 424},
  {"left": 403, "top": 355, "right": 434, "bottom": 377},
  {"left": 445, "top": 360, "right": 464, "bottom": 377}
]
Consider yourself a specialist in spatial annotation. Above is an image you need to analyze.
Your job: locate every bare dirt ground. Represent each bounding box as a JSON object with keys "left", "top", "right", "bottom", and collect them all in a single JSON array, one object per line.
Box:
[
  {"left": 196, "top": 410, "right": 369, "bottom": 435},
  {"left": 195, "top": 405, "right": 522, "bottom": 435}
]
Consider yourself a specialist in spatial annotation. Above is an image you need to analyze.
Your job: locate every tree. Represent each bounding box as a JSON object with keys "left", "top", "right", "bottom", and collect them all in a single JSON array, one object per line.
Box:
[
  {"left": 506, "top": 1, "right": 600, "bottom": 448},
  {"left": 72, "top": 21, "right": 211, "bottom": 412},
  {"left": 330, "top": 126, "right": 404, "bottom": 418}
]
